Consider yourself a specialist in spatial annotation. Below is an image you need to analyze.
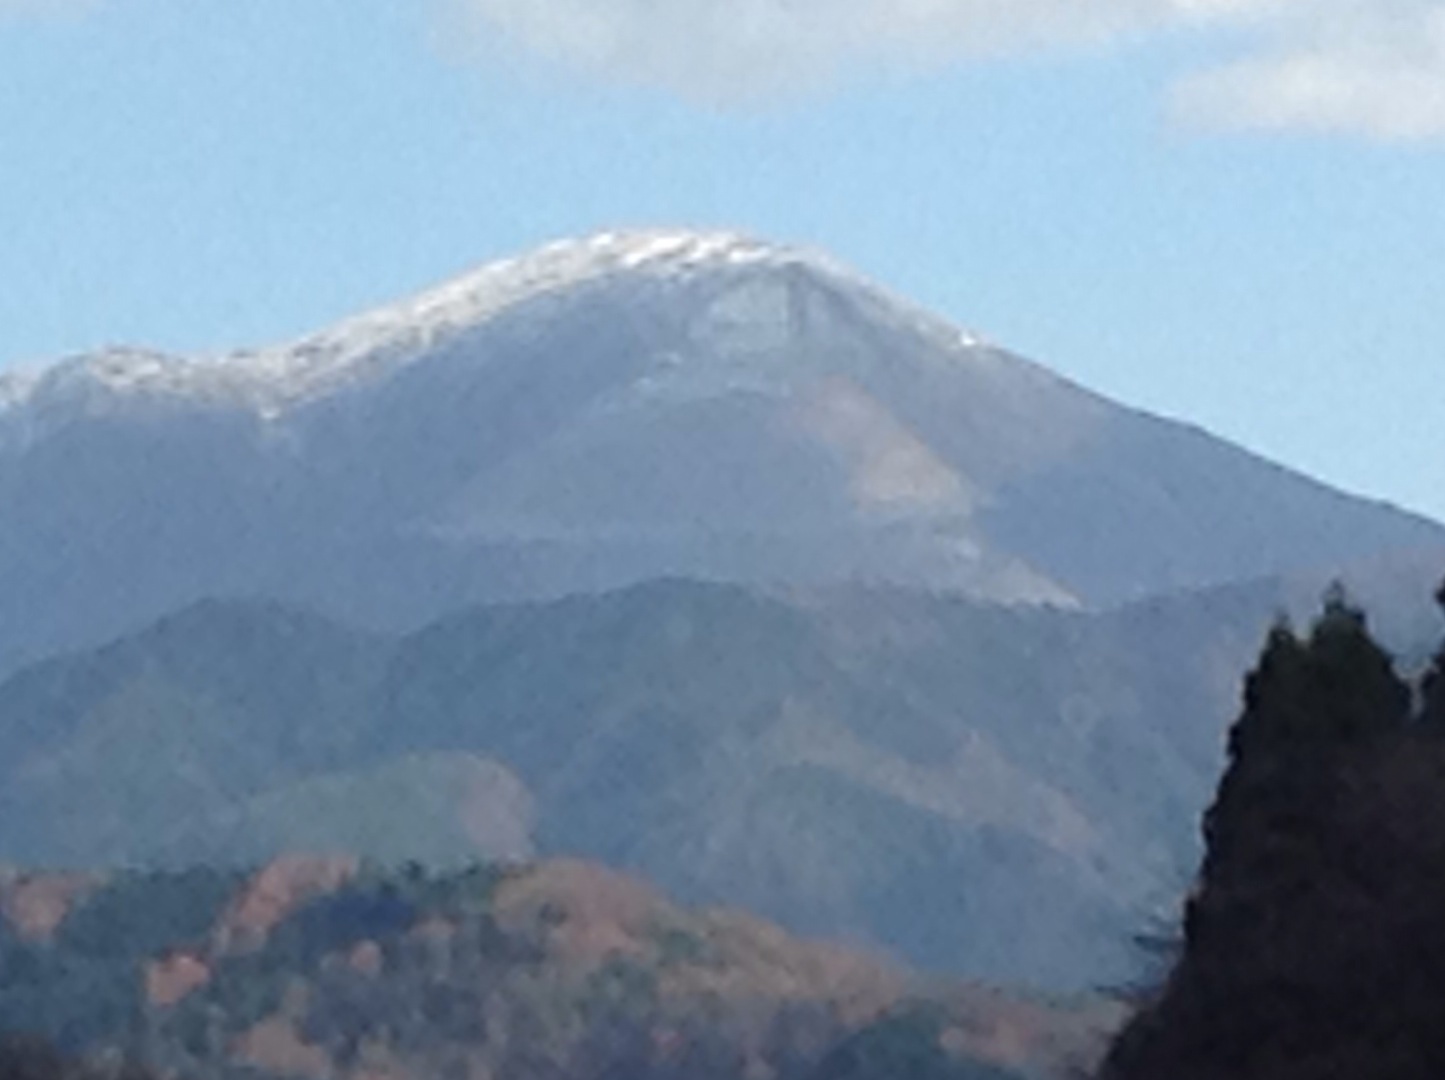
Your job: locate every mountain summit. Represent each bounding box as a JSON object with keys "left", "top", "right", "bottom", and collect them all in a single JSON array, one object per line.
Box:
[
  {"left": 0, "top": 229, "right": 1439, "bottom": 669},
  {"left": 0, "top": 230, "right": 972, "bottom": 417}
]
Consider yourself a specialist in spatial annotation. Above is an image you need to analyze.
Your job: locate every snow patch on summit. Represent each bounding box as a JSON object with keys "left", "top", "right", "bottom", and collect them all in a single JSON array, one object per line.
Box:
[
  {"left": 263, "top": 230, "right": 788, "bottom": 392},
  {"left": 0, "top": 229, "right": 994, "bottom": 427},
  {"left": 0, "top": 368, "right": 38, "bottom": 411},
  {"left": 0, "top": 231, "right": 795, "bottom": 422}
]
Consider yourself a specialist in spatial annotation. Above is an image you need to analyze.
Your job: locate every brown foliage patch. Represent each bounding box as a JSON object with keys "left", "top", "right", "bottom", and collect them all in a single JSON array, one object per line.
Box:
[
  {"left": 490, "top": 859, "right": 660, "bottom": 967},
  {"left": 0, "top": 871, "right": 101, "bottom": 942},
  {"left": 231, "top": 1017, "right": 333, "bottom": 1080},
  {"left": 144, "top": 952, "right": 211, "bottom": 1009},
  {"left": 673, "top": 909, "right": 904, "bottom": 1023},
  {"left": 213, "top": 855, "right": 359, "bottom": 955}
]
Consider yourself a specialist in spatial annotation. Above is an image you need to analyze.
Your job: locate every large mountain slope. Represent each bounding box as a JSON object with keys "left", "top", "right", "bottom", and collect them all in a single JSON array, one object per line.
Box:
[
  {"left": 1, "top": 230, "right": 1439, "bottom": 672},
  {"left": 15, "top": 575, "right": 1440, "bottom": 990}
]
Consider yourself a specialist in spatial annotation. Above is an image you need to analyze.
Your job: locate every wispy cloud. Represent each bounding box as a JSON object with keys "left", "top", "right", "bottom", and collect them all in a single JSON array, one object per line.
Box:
[
  {"left": 457, "top": 0, "right": 1241, "bottom": 99},
  {"left": 1175, "top": 1, "right": 1445, "bottom": 139},
  {"left": 7, "top": 0, "right": 1441, "bottom": 141},
  {"left": 458, "top": 0, "right": 1445, "bottom": 141}
]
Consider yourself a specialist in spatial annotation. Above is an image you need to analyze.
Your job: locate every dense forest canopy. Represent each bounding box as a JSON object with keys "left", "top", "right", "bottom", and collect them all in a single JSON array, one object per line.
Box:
[{"left": 0, "top": 858, "right": 1082, "bottom": 1080}]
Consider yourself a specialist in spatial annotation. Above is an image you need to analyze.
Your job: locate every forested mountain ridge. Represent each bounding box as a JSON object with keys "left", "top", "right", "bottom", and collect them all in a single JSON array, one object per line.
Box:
[
  {"left": 0, "top": 579, "right": 1257, "bottom": 989},
  {"left": 4, "top": 569, "right": 1442, "bottom": 990},
  {"left": 0, "top": 857, "right": 1108, "bottom": 1080}
]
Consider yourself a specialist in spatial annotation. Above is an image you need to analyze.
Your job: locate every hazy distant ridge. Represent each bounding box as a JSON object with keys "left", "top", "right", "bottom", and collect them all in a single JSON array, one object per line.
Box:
[{"left": 2, "top": 577, "right": 1407, "bottom": 988}]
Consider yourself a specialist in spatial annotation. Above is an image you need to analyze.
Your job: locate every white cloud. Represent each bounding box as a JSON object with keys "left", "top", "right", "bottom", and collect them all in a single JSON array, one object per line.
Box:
[
  {"left": 458, "top": 0, "right": 1445, "bottom": 140},
  {"left": 1175, "top": 1, "right": 1445, "bottom": 139},
  {"left": 456, "top": 0, "right": 1253, "bottom": 101},
  {"left": 8, "top": 0, "right": 1442, "bottom": 141}
]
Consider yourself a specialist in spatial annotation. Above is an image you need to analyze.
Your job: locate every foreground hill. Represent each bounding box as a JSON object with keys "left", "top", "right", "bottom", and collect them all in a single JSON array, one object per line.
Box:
[
  {"left": 15, "top": 573, "right": 1444, "bottom": 989},
  {"left": 0, "top": 857, "right": 1110, "bottom": 1080},
  {"left": 0, "top": 229, "right": 1439, "bottom": 673}
]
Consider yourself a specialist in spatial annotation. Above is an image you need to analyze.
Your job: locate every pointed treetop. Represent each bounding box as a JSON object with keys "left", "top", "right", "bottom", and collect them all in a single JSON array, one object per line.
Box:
[
  {"left": 1228, "top": 587, "right": 1410, "bottom": 760},
  {"left": 1421, "top": 577, "right": 1445, "bottom": 728}
]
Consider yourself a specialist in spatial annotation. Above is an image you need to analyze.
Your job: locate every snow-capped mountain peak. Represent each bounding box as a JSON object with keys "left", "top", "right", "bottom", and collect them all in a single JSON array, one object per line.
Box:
[
  {"left": 0, "top": 226, "right": 1441, "bottom": 678},
  {"left": 0, "top": 229, "right": 879, "bottom": 420},
  {"left": 247, "top": 229, "right": 799, "bottom": 398}
]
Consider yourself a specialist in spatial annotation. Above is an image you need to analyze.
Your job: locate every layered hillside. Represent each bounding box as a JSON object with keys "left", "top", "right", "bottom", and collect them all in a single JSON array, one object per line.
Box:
[
  {"left": 0, "top": 230, "right": 1439, "bottom": 673},
  {"left": 5, "top": 575, "right": 1412, "bottom": 989},
  {"left": 0, "top": 857, "right": 1110, "bottom": 1080}
]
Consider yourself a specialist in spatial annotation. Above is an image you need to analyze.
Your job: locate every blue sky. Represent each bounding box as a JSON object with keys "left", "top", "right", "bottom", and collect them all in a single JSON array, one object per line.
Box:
[{"left": 1, "top": 0, "right": 1442, "bottom": 520}]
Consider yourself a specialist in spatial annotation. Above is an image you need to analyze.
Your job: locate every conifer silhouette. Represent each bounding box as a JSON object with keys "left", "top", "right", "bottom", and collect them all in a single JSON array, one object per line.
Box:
[
  {"left": 1421, "top": 581, "right": 1445, "bottom": 730},
  {"left": 1099, "top": 587, "right": 1442, "bottom": 1080}
]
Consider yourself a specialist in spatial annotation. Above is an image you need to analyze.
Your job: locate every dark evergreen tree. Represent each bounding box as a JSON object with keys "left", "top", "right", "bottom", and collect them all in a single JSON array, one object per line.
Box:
[
  {"left": 1421, "top": 581, "right": 1445, "bottom": 730},
  {"left": 1100, "top": 589, "right": 1434, "bottom": 1080},
  {"left": 1218, "top": 617, "right": 1309, "bottom": 764},
  {"left": 1219, "top": 591, "right": 1407, "bottom": 766},
  {"left": 0, "top": 1037, "right": 67, "bottom": 1080},
  {"left": 1295, "top": 586, "right": 1413, "bottom": 740},
  {"left": 0, "top": 1037, "right": 151, "bottom": 1080},
  {"left": 1198, "top": 594, "right": 1408, "bottom": 923}
]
